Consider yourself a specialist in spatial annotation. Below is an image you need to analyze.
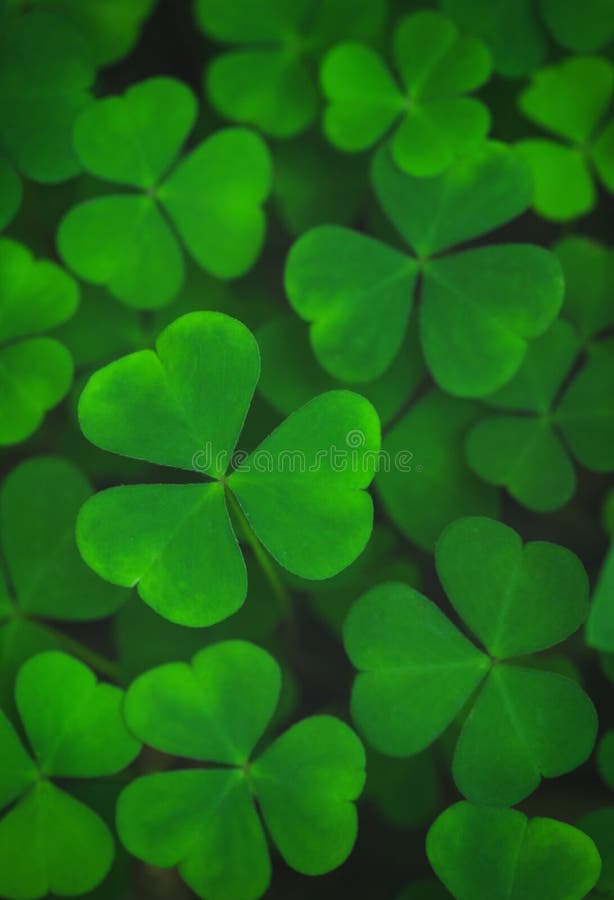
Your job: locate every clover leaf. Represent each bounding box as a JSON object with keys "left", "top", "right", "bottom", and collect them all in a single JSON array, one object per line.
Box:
[
  {"left": 539, "top": 0, "right": 614, "bottom": 53},
  {"left": 198, "top": 0, "right": 386, "bottom": 138},
  {"left": 76, "top": 310, "right": 380, "bottom": 627},
  {"left": 286, "top": 141, "right": 563, "bottom": 396},
  {"left": 0, "top": 239, "right": 78, "bottom": 445},
  {"left": 440, "top": 0, "right": 547, "bottom": 77},
  {"left": 556, "top": 236, "right": 614, "bottom": 341},
  {"left": 344, "top": 517, "right": 596, "bottom": 806},
  {"left": 376, "top": 389, "right": 500, "bottom": 551},
  {"left": 0, "top": 11, "right": 94, "bottom": 182},
  {"left": 517, "top": 56, "right": 614, "bottom": 221},
  {"left": 321, "top": 11, "right": 492, "bottom": 177},
  {"left": 427, "top": 802, "right": 601, "bottom": 900},
  {"left": 9, "top": 0, "right": 157, "bottom": 65},
  {"left": 117, "top": 640, "right": 365, "bottom": 900},
  {"left": 0, "top": 457, "right": 128, "bottom": 702},
  {"left": 57, "top": 77, "right": 272, "bottom": 309},
  {"left": 0, "top": 651, "right": 140, "bottom": 899},
  {"left": 257, "top": 312, "right": 423, "bottom": 426}
]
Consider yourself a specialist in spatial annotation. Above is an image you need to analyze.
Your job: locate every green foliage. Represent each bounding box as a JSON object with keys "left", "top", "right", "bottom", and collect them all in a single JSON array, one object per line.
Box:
[
  {"left": 77, "top": 310, "right": 380, "bottom": 626},
  {"left": 322, "top": 11, "right": 491, "bottom": 177},
  {"left": 0, "top": 4, "right": 613, "bottom": 897},
  {"left": 286, "top": 141, "right": 563, "bottom": 396},
  {"left": 427, "top": 802, "right": 601, "bottom": 900},
  {"left": 517, "top": 57, "right": 614, "bottom": 221},
  {"left": 376, "top": 389, "right": 501, "bottom": 551},
  {"left": 58, "top": 78, "right": 272, "bottom": 308},
  {"left": 344, "top": 518, "right": 596, "bottom": 805},
  {"left": 0, "top": 11, "right": 94, "bottom": 182},
  {"left": 0, "top": 239, "right": 77, "bottom": 445},
  {"left": 117, "top": 641, "right": 365, "bottom": 899},
  {"left": 0, "top": 652, "right": 139, "bottom": 899},
  {"left": 198, "top": 0, "right": 386, "bottom": 137}
]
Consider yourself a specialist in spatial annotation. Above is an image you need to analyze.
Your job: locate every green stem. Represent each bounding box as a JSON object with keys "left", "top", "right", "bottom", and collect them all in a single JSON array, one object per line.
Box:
[
  {"left": 36, "top": 619, "right": 123, "bottom": 682},
  {"left": 225, "top": 488, "right": 291, "bottom": 618}
]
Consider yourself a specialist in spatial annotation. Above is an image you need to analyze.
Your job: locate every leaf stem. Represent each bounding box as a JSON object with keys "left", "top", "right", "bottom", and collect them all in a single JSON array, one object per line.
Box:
[
  {"left": 225, "top": 488, "right": 292, "bottom": 618},
  {"left": 36, "top": 619, "right": 123, "bottom": 682}
]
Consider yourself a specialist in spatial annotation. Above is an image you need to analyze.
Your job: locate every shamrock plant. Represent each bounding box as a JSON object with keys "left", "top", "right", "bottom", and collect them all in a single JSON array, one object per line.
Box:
[
  {"left": 321, "top": 11, "right": 492, "bottom": 177},
  {"left": 58, "top": 77, "right": 272, "bottom": 309},
  {"left": 197, "top": 0, "right": 386, "bottom": 138},
  {"left": 76, "top": 310, "right": 380, "bottom": 626},
  {"left": 344, "top": 517, "right": 597, "bottom": 806},
  {"left": 517, "top": 56, "right": 614, "bottom": 221},
  {"left": 466, "top": 318, "right": 614, "bottom": 511},
  {"left": 427, "top": 802, "right": 601, "bottom": 900},
  {"left": 0, "top": 239, "right": 78, "bottom": 445},
  {"left": 286, "top": 141, "right": 564, "bottom": 397},
  {"left": 0, "top": 651, "right": 140, "bottom": 899},
  {"left": 117, "top": 640, "right": 365, "bottom": 900},
  {"left": 0, "top": 457, "right": 127, "bottom": 703}
]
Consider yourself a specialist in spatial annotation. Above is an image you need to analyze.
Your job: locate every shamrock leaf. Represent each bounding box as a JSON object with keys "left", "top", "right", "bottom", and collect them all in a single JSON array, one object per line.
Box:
[
  {"left": 376, "top": 389, "right": 500, "bottom": 551},
  {"left": 10, "top": 0, "right": 158, "bottom": 65},
  {"left": 0, "top": 239, "right": 77, "bottom": 445},
  {"left": 517, "top": 56, "right": 614, "bottom": 221},
  {"left": 117, "top": 641, "right": 365, "bottom": 900},
  {"left": 0, "top": 11, "right": 94, "bottom": 182},
  {"left": 76, "top": 310, "right": 380, "bottom": 627},
  {"left": 321, "top": 11, "right": 492, "bottom": 177},
  {"left": 344, "top": 517, "right": 596, "bottom": 806},
  {"left": 0, "top": 651, "right": 140, "bottom": 899},
  {"left": 427, "top": 802, "right": 601, "bottom": 900},
  {"left": 57, "top": 77, "right": 272, "bottom": 309},
  {"left": 539, "top": 0, "right": 614, "bottom": 53},
  {"left": 556, "top": 236, "right": 614, "bottom": 342},
  {"left": 257, "top": 312, "right": 423, "bottom": 426},
  {"left": 0, "top": 457, "right": 128, "bottom": 703},
  {"left": 286, "top": 141, "right": 563, "bottom": 396},
  {"left": 440, "top": 0, "right": 547, "bottom": 77},
  {"left": 198, "top": 0, "right": 386, "bottom": 138}
]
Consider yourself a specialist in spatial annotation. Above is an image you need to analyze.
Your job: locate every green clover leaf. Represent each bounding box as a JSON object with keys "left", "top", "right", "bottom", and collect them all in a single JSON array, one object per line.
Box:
[
  {"left": 376, "top": 389, "right": 500, "bottom": 551},
  {"left": 117, "top": 641, "right": 365, "bottom": 900},
  {"left": 321, "top": 11, "right": 492, "bottom": 177},
  {"left": 257, "top": 312, "right": 423, "bottom": 426},
  {"left": 76, "top": 310, "right": 380, "bottom": 627},
  {"left": 517, "top": 56, "right": 614, "bottom": 221},
  {"left": 57, "top": 77, "right": 272, "bottom": 309},
  {"left": 556, "top": 236, "right": 614, "bottom": 341},
  {"left": 0, "top": 457, "right": 128, "bottom": 704},
  {"left": 286, "top": 141, "right": 563, "bottom": 396},
  {"left": 198, "top": 0, "right": 386, "bottom": 138},
  {"left": 539, "top": 0, "right": 614, "bottom": 53},
  {"left": 0, "top": 239, "right": 77, "bottom": 446},
  {"left": 440, "top": 0, "right": 547, "bottom": 77},
  {"left": 427, "top": 802, "right": 601, "bottom": 900},
  {"left": 8, "top": 0, "right": 157, "bottom": 65},
  {"left": 0, "top": 651, "right": 140, "bottom": 899},
  {"left": 344, "top": 517, "right": 596, "bottom": 806},
  {"left": 0, "top": 11, "right": 94, "bottom": 183}
]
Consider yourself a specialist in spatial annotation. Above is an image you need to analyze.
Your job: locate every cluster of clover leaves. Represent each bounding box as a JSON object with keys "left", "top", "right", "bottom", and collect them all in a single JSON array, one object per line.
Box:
[{"left": 1, "top": 1, "right": 614, "bottom": 899}]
